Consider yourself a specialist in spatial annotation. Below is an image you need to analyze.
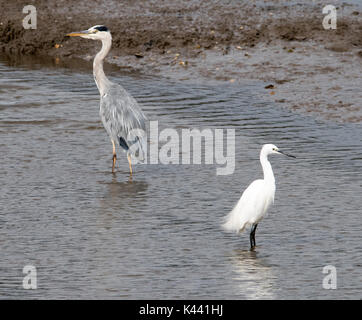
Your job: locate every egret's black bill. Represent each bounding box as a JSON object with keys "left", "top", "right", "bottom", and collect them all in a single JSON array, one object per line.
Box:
[{"left": 278, "top": 150, "right": 296, "bottom": 158}]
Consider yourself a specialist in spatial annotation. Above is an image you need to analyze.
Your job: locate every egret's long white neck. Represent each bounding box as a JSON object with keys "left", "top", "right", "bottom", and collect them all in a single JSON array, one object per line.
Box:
[
  {"left": 93, "top": 34, "right": 112, "bottom": 96},
  {"left": 260, "top": 151, "right": 275, "bottom": 184}
]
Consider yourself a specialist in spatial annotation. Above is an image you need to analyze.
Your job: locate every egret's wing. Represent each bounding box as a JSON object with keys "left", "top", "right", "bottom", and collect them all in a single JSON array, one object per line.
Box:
[
  {"left": 222, "top": 179, "right": 266, "bottom": 233},
  {"left": 100, "top": 83, "right": 147, "bottom": 162}
]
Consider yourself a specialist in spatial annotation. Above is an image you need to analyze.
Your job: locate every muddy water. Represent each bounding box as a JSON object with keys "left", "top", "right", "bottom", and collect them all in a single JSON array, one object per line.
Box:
[{"left": 0, "top": 55, "right": 361, "bottom": 299}]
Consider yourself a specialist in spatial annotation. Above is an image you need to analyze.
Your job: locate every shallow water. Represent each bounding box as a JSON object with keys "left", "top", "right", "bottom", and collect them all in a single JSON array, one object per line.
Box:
[{"left": 0, "top": 55, "right": 361, "bottom": 299}]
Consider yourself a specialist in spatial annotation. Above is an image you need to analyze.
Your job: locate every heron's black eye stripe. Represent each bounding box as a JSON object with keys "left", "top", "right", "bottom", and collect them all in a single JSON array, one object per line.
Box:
[{"left": 95, "top": 26, "right": 108, "bottom": 32}]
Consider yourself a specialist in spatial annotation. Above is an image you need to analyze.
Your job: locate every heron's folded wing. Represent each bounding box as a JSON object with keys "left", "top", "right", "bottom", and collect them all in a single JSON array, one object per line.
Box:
[{"left": 100, "top": 83, "right": 147, "bottom": 161}]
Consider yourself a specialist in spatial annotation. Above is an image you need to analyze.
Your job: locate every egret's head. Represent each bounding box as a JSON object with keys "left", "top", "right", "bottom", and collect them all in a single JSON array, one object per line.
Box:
[
  {"left": 262, "top": 144, "right": 296, "bottom": 158},
  {"left": 67, "top": 25, "right": 111, "bottom": 40}
]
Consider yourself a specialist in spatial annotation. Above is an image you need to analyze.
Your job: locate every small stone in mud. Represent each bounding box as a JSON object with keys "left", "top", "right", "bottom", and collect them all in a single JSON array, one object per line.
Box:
[
  {"left": 144, "top": 40, "right": 153, "bottom": 51},
  {"left": 265, "top": 84, "right": 275, "bottom": 89},
  {"left": 222, "top": 46, "right": 230, "bottom": 55},
  {"left": 134, "top": 53, "right": 144, "bottom": 59}
]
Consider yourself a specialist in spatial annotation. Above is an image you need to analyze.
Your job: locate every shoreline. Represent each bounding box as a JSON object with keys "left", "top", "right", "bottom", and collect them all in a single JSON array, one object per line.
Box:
[{"left": 1, "top": 0, "right": 361, "bottom": 122}]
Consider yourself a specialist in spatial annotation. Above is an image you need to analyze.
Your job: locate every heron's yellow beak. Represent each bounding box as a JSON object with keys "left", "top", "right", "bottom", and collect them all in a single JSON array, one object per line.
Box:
[{"left": 67, "top": 31, "right": 89, "bottom": 37}]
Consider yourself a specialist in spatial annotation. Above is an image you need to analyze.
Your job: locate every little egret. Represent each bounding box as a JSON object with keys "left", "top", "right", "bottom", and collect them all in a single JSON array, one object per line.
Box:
[
  {"left": 67, "top": 25, "right": 147, "bottom": 175},
  {"left": 222, "top": 144, "right": 295, "bottom": 250}
]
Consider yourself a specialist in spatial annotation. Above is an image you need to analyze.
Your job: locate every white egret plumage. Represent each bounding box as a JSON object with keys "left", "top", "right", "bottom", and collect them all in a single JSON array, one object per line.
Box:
[{"left": 222, "top": 144, "right": 295, "bottom": 250}]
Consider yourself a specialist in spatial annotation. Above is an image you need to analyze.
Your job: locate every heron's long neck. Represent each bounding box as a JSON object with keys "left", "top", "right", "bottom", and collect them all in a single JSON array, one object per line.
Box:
[
  {"left": 260, "top": 152, "right": 275, "bottom": 184},
  {"left": 93, "top": 36, "right": 112, "bottom": 96}
]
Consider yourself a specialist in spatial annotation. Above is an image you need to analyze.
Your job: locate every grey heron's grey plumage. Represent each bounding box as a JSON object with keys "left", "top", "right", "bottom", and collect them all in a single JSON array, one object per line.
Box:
[
  {"left": 67, "top": 25, "right": 147, "bottom": 174},
  {"left": 100, "top": 83, "right": 147, "bottom": 160}
]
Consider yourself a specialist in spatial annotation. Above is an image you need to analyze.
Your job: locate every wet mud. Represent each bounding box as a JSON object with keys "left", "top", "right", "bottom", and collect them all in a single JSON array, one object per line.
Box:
[{"left": 1, "top": 0, "right": 361, "bottom": 122}]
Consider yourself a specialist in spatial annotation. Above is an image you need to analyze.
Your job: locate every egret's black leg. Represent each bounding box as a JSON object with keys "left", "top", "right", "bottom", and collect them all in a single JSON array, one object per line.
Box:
[
  {"left": 250, "top": 224, "right": 258, "bottom": 250},
  {"left": 249, "top": 232, "right": 254, "bottom": 250},
  {"left": 111, "top": 140, "right": 117, "bottom": 173}
]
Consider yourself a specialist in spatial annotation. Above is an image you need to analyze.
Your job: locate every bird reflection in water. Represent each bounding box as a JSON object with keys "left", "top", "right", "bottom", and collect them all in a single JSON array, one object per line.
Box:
[
  {"left": 100, "top": 177, "right": 148, "bottom": 207},
  {"left": 230, "top": 249, "right": 276, "bottom": 299},
  {"left": 97, "top": 177, "right": 149, "bottom": 229}
]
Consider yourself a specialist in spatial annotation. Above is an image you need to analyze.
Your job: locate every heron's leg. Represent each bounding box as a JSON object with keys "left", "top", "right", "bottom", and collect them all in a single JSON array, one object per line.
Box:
[
  {"left": 112, "top": 140, "right": 117, "bottom": 173},
  {"left": 250, "top": 224, "right": 258, "bottom": 250},
  {"left": 127, "top": 154, "right": 133, "bottom": 176}
]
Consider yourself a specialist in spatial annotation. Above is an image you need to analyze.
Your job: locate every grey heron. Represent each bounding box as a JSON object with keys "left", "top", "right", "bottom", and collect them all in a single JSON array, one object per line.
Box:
[
  {"left": 222, "top": 144, "right": 295, "bottom": 250},
  {"left": 67, "top": 25, "right": 147, "bottom": 175}
]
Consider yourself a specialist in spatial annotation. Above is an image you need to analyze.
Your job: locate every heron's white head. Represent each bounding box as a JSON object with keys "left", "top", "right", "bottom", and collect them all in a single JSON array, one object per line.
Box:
[
  {"left": 67, "top": 25, "right": 111, "bottom": 40},
  {"left": 262, "top": 144, "right": 296, "bottom": 158}
]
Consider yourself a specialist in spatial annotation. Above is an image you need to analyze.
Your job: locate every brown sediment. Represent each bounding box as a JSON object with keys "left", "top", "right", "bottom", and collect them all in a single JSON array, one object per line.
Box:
[{"left": 0, "top": 0, "right": 361, "bottom": 122}]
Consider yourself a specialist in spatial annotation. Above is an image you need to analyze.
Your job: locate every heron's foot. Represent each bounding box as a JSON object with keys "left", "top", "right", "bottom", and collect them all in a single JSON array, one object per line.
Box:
[
  {"left": 112, "top": 154, "right": 117, "bottom": 173},
  {"left": 127, "top": 154, "right": 133, "bottom": 176}
]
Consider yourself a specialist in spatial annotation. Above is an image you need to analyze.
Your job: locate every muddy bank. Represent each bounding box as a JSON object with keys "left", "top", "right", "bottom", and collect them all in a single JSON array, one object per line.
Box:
[{"left": 1, "top": 0, "right": 361, "bottom": 122}]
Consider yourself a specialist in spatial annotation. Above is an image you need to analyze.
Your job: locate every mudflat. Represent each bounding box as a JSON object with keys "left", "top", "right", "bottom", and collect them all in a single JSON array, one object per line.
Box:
[{"left": 1, "top": 0, "right": 361, "bottom": 122}]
